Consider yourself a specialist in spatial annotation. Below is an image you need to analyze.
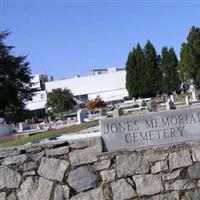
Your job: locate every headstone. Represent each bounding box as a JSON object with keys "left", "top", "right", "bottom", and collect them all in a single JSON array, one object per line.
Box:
[
  {"left": 192, "top": 89, "right": 197, "bottom": 102},
  {"left": 147, "top": 100, "right": 157, "bottom": 112},
  {"left": 141, "top": 100, "right": 146, "bottom": 107},
  {"left": 113, "top": 107, "right": 123, "bottom": 117},
  {"left": 185, "top": 96, "right": 190, "bottom": 106},
  {"left": 0, "top": 124, "right": 13, "bottom": 136},
  {"left": 100, "top": 108, "right": 107, "bottom": 116},
  {"left": 170, "top": 94, "right": 175, "bottom": 103},
  {"left": 166, "top": 99, "right": 175, "bottom": 110},
  {"left": 77, "top": 108, "right": 88, "bottom": 124},
  {"left": 19, "top": 122, "right": 30, "bottom": 131},
  {"left": 100, "top": 107, "right": 200, "bottom": 151}
]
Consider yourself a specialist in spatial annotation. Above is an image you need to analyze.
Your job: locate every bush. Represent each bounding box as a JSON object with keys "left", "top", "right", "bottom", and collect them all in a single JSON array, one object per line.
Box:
[{"left": 86, "top": 96, "right": 106, "bottom": 110}]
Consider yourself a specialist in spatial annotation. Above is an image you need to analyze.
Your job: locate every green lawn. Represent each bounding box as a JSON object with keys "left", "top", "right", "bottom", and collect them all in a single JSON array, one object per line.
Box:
[{"left": 0, "top": 120, "right": 99, "bottom": 148}]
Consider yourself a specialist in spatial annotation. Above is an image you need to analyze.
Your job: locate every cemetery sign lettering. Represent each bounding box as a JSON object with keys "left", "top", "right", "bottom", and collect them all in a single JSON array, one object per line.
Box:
[{"left": 100, "top": 107, "right": 200, "bottom": 151}]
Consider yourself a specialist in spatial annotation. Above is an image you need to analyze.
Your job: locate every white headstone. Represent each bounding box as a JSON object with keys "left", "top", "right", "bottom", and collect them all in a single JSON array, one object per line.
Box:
[
  {"left": 166, "top": 99, "right": 171, "bottom": 110},
  {"left": 77, "top": 108, "right": 88, "bottom": 124},
  {"left": 170, "top": 94, "right": 175, "bottom": 103},
  {"left": 185, "top": 96, "right": 190, "bottom": 106},
  {"left": 192, "top": 89, "right": 197, "bottom": 102}
]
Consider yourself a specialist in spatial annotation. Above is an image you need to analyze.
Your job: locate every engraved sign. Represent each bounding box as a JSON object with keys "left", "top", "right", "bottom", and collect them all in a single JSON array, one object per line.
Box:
[{"left": 100, "top": 107, "right": 200, "bottom": 151}]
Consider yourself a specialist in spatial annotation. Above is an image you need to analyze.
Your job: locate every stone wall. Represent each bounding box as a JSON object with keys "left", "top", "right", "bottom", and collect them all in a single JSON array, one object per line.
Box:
[{"left": 1, "top": 137, "right": 200, "bottom": 200}]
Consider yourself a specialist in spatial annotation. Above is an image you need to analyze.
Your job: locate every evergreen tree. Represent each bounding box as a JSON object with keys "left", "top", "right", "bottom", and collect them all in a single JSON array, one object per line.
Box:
[
  {"left": 125, "top": 50, "right": 135, "bottom": 99},
  {"left": 134, "top": 43, "right": 145, "bottom": 97},
  {"left": 0, "top": 31, "right": 33, "bottom": 116},
  {"left": 179, "top": 26, "right": 200, "bottom": 89},
  {"left": 143, "top": 41, "right": 161, "bottom": 97},
  {"left": 160, "top": 47, "right": 180, "bottom": 95},
  {"left": 125, "top": 43, "right": 145, "bottom": 98}
]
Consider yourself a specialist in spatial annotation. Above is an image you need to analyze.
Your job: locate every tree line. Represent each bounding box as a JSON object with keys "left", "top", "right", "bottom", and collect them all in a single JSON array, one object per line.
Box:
[
  {"left": 126, "top": 26, "right": 200, "bottom": 99},
  {"left": 1, "top": 26, "right": 200, "bottom": 118}
]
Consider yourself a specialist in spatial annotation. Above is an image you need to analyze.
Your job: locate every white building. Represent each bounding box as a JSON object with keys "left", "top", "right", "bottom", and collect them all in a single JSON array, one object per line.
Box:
[
  {"left": 25, "top": 74, "right": 53, "bottom": 111},
  {"left": 25, "top": 90, "right": 47, "bottom": 111},
  {"left": 25, "top": 68, "right": 128, "bottom": 111},
  {"left": 45, "top": 67, "right": 128, "bottom": 103}
]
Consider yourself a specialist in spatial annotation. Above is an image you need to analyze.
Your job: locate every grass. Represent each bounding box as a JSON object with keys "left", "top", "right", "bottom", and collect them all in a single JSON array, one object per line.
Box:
[{"left": 0, "top": 120, "right": 99, "bottom": 148}]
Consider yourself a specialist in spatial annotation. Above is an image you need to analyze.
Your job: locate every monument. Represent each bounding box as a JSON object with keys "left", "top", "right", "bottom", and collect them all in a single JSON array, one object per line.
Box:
[
  {"left": 185, "top": 95, "right": 190, "bottom": 106},
  {"left": 101, "top": 107, "right": 200, "bottom": 151},
  {"left": 77, "top": 108, "right": 88, "bottom": 124},
  {"left": 0, "top": 118, "right": 13, "bottom": 136},
  {"left": 192, "top": 89, "right": 197, "bottom": 102},
  {"left": 166, "top": 98, "right": 175, "bottom": 110}
]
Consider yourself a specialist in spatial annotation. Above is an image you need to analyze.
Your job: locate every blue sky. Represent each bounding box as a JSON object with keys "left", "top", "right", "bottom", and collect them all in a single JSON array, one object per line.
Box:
[{"left": 1, "top": 0, "right": 200, "bottom": 80}]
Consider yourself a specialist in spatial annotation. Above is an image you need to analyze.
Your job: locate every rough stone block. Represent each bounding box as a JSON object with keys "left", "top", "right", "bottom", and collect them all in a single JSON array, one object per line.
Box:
[
  {"left": 169, "top": 150, "right": 193, "bottom": 170},
  {"left": 69, "top": 137, "right": 102, "bottom": 149},
  {"left": 70, "top": 187, "right": 104, "bottom": 200},
  {"left": 67, "top": 166, "right": 97, "bottom": 192},
  {"left": 151, "top": 160, "right": 168, "bottom": 174},
  {"left": 38, "top": 157, "right": 69, "bottom": 182},
  {"left": 133, "top": 174, "right": 164, "bottom": 196},
  {"left": 23, "top": 170, "right": 36, "bottom": 176},
  {"left": 53, "top": 184, "right": 70, "bottom": 200},
  {"left": 191, "top": 147, "right": 200, "bottom": 162},
  {"left": 0, "top": 149, "right": 20, "bottom": 158},
  {"left": 1, "top": 154, "right": 27, "bottom": 165},
  {"left": 188, "top": 162, "right": 200, "bottom": 179},
  {"left": 69, "top": 144, "right": 102, "bottom": 167},
  {"left": 17, "top": 177, "right": 36, "bottom": 200},
  {"left": 162, "top": 169, "right": 180, "bottom": 181},
  {"left": 37, "top": 177, "right": 54, "bottom": 200},
  {"left": 101, "top": 169, "right": 116, "bottom": 182},
  {"left": 17, "top": 177, "right": 53, "bottom": 200},
  {"left": 7, "top": 192, "right": 17, "bottom": 200},
  {"left": 153, "top": 192, "right": 179, "bottom": 200},
  {"left": 111, "top": 179, "right": 136, "bottom": 200},
  {"left": 93, "top": 159, "right": 111, "bottom": 171},
  {"left": 183, "top": 190, "right": 200, "bottom": 200},
  {"left": 45, "top": 146, "right": 69, "bottom": 156},
  {"left": 116, "top": 155, "right": 149, "bottom": 178},
  {"left": 29, "top": 151, "right": 44, "bottom": 161},
  {"left": 19, "top": 161, "right": 37, "bottom": 171},
  {"left": 0, "top": 192, "right": 6, "bottom": 200},
  {"left": 0, "top": 166, "right": 21, "bottom": 189},
  {"left": 165, "top": 179, "right": 195, "bottom": 191},
  {"left": 144, "top": 153, "right": 168, "bottom": 163}
]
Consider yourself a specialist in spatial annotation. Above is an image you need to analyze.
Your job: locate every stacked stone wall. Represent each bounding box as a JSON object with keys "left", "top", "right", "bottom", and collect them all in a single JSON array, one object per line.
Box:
[{"left": 1, "top": 137, "right": 200, "bottom": 199}]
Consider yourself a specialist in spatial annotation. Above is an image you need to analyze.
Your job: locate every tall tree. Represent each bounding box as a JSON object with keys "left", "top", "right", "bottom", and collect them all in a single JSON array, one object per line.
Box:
[
  {"left": 46, "top": 88, "right": 76, "bottom": 115},
  {"left": 126, "top": 43, "right": 145, "bottom": 98},
  {"left": 0, "top": 31, "right": 33, "bottom": 116},
  {"left": 126, "top": 50, "right": 135, "bottom": 99},
  {"left": 179, "top": 26, "right": 200, "bottom": 89},
  {"left": 143, "top": 40, "right": 161, "bottom": 97},
  {"left": 160, "top": 47, "right": 180, "bottom": 95}
]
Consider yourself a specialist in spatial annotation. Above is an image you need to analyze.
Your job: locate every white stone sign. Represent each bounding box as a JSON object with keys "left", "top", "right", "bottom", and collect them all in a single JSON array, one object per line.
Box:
[{"left": 100, "top": 107, "right": 200, "bottom": 151}]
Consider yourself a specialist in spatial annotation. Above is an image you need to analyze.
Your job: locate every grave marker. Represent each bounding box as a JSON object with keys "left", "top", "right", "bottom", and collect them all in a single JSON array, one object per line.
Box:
[
  {"left": 100, "top": 107, "right": 200, "bottom": 151},
  {"left": 77, "top": 108, "right": 88, "bottom": 124}
]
